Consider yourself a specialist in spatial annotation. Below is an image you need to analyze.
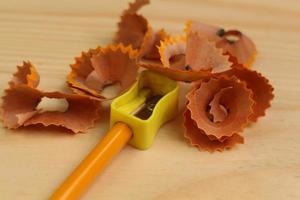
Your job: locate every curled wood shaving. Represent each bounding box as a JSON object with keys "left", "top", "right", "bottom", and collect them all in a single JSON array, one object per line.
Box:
[
  {"left": 67, "top": 44, "right": 139, "bottom": 100},
  {"left": 1, "top": 62, "right": 100, "bottom": 133}
]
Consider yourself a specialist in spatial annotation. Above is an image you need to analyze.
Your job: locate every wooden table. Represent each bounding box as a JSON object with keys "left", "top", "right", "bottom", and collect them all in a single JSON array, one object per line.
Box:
[{"left": 0, "top": 0, "right": 299, "bottom": 199}]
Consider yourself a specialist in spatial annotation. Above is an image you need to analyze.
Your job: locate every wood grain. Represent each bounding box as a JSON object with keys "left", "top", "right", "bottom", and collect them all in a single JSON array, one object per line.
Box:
[{"left": 0, "top": 0, "right": 300, "bottom": 199}]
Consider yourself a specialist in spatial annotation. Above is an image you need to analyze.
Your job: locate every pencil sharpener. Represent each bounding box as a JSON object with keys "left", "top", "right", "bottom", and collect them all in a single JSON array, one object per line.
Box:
[{"left": 110, "top": 70, "right": 179, "bottom": 150}]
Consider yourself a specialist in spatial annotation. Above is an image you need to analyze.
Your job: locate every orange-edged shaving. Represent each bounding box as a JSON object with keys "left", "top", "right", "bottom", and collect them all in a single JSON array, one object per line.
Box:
[
  {"left": 138, "top": 29, "right": 169, "bottom": 65},
  {"left": 185, "top": 32, "right": 232, "bottom": 73},
  {"left": 223, "top": 65, "right": 274, "bottom": 122},
  {"left": 184, "top": 63, "right": 274, "bottom": 151},
  {"left": 184, "top": 20, "right": 221, "bottom": 42},
  {"left": 139, "top": 34, "right": 212, "bottom": 82},
  {"left": 67, "top": 48, "right": 103, "bottom": 98},
  {"left": 67, "top": 44, "right": 139, "bottom": 100},
  {"left": 158, "top": 35, "right": 187, "bottom": 68},
  {"left": 9, "top": 61, "right": 40, "bottom": 88},
  {"left": 139, "top": 31, "right": 234, "bottom": 81},
  {"left": 185, "top": 21, "right": 257, "bottom": 68},
  {"left": 1, "top": 62, "right": 100, "bottom": 133},
  {"left": 184, "top": 110, "right": 244, "bottom": 152},
  {"left": 114, "top": 0, "right": 150, "bottom": 50},
  {"left": 115, "top": 0, "right": 170, "bottom": 68},
  {"left": 184, "top": 76, "right": 254, "bottom": 152}
]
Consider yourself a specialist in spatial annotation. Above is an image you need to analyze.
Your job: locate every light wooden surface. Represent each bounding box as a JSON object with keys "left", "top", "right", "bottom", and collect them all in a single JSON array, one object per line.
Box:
[{"left": 0, "top": 0, "right": 300, "bottom": 199}]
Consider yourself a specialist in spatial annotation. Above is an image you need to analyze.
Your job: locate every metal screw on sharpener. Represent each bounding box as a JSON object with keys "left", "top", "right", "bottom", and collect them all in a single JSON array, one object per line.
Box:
[{"left": 50, "top": 70, "right": 179, "bottom": 200}]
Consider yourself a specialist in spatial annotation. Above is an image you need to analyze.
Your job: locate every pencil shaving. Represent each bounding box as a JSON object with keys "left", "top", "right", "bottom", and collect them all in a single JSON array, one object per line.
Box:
[
  {"left": 114, "top": 0, "right": 150, "bottom": 49},
  {"left": 184, "top": 110, "right": 244, "bottom": 152},
  {"left": 9, "top": 61, "right": 40, "bottom": 88},
  {"left": 185, "top": 20, "right": 221, "bottom": 42},
  {"left": 68, "top": 44, "right": 139, "bottom": 100},
  {"left": 223, "top": 65, "right": 274, "bottom": 122},
  {"left": 216, "top": 30, "right": 257, "bottom": 68},
  {"left": 90, "top": 44, "right": 139, "bottom": 99},
  {"left": 68, "top": 48, "right": 103, "bottom": 98},
  {"left": 159, "top": 35, "right": 187, "bottom": 67},
  {"left": 209, "top": 87, "right": 231, "bottom": 123},
  {"left": 138, "top": 29, "right": 169, "bottom": 63},
  {"left": 186, "top": 32, "right": 232, "bottom": 73},
  {"left": 139, "top": 34, "right": 213, "bottom": 82},
  {"left": 125, "top": 0, "right": 150, "bottom": 14},
  {"left": 1, "top": 63, "right": 100, "bottom": 133},
  {"left": 185, "top": 21, "right": 256, "bottom": 67},
  {"left": 183, "top": 76, "right": 254, "bottom": 151}
]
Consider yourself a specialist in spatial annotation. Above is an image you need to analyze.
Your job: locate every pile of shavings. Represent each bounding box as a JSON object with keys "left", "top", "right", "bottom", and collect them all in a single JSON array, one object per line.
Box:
[{"left": 1, "top": 0, "right": 274, "bottom": 152}]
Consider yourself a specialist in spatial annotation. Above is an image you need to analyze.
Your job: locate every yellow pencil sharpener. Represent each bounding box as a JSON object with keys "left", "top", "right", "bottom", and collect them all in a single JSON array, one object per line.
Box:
[{"left": 110, "top": 70, "right": 179, "bottom": 150}]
